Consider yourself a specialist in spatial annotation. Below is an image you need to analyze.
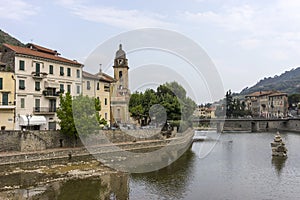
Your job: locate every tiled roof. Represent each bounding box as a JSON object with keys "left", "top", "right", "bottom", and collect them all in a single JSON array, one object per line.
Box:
[
  {"left": 82, "top": 71, "right": 99, "bottom": 80},
  {"left": 26, "top": 43, "right": 59, "bottom": 55},
  {"left": 245, "top": 91, "right": 274, "bottom": 97},
  {"left": 269, "top": 92, "right": 287, "bottom": 97},
  {"left": 95, "top": 71, "right": 115, "bottom": 82},
  {"left": 83, "top": 71, "right": 115, "bottom": 83},
  {"left": 3, "top": 43, "right": 82, "bottom": 66}
]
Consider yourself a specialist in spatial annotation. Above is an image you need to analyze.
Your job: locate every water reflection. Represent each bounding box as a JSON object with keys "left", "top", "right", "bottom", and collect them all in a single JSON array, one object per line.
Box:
[
  {"left": 272, "top": 157, "right": 287, "bottom": 177},
  {"left": 0, "top": 173, "right": 129, "bottom": 200},
  {"left": 130, "top": 149, "right": 196, "bottom": 200}
]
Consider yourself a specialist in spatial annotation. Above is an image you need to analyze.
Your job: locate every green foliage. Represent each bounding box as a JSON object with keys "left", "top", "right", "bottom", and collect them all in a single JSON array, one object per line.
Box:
[
  {"left": 129, "top": 81, "right": 197, "bottom": 131},
  {"left": 288, "top": 93, "right": 300, "bottom": 109},
  {"left": 57, "top": 93, "right": 105, "bottom": 138},
  {"left": 216, "top": 90, "right": 251, "bottom": 118},
  {"left": 56, "top": 93, "right": 77, "bottom": 138}
]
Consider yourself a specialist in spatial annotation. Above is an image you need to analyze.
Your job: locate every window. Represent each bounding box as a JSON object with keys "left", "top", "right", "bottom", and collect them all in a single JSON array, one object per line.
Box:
[
  {"left": 35, "top": 99, "right": 40, "bottom": 112},
  {"left": 67, "top": 85, "right": 71, "bottom": 93},
  {"left": 49, "top": 65, "right": 54, "bottom": 74},
  {"left": 19, "top": 80, "right": 25, "bottom": 90},
  {"left": 35, "top": 82, "right": 40, "bottom": 91},
  {"left": 76, "top": 85, "right": 80, "bottom": 94},
  {"left": 105, "top": 113, "right": 107, "bottom": 120},
  {"left": 2, "top": 93, "right": 8, "bottom": 105},
  {"left": 97, "top": 82, "right": 100, "bottom": 90},
  {"left": 0, "top": 78, "right": 2, "bottom": 90},
  {"left": 60, "top": 84, "right": 64, "bottom": 93},
  {"left": 20, "top": 98, "right": 25, "bottom": 108},
  {"left": 105, "top": 98, "right": 107, "bottom": 105},
  {"left": 60, "top": 66, "right": 64, "bottom": 76},
  {"left": 67, "top": 68, "right": 71, "bottom": 77},
  {"left": 36, "top": 63, "right": 40, "bottom": 75},
  {"left": 19, "top": 60, "right": 25, "bottom": 70},
  {"left": 119, "top": 71, "right": 123, "bottom": 79},
  {"left": 87, "top": 81, "right": 91, "bottom": 90},
  {"left": 76, "top": 69, "right": 80, "bottom": 78}
]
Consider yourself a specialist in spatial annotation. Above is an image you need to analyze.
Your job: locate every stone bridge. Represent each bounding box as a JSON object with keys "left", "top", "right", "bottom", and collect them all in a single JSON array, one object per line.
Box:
[{"left": 193, "top": 118, "right": 298, "bottom": 133}]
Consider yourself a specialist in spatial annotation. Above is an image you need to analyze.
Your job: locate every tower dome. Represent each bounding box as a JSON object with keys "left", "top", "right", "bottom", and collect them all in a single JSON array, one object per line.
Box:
[{"left": 115, "top": 44, "right": 126, "bottom": 59}]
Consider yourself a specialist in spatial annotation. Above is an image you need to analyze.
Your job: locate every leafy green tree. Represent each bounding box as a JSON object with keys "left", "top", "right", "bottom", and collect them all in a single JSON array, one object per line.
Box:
[
  {"left": 56, "top": 93, "right": 78, "bottom": 142},
  {"left": 57, "top": 93, "right": 104, "bottom": 142}
]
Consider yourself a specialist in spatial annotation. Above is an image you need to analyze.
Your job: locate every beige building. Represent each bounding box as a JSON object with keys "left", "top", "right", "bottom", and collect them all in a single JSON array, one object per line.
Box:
[
  {"left": 110, "top": 44, "right": 131, "bottom": 125},
  {"left": 0, "top": 65, "right": 15, "bottom": 130},
  {"left": 0, "top": 43, "right": 83, "bottom": 130},
  {"left": 82, "top": 70, "right": 114, "bottom": 126},
  {"left": 193, "top": 106, "right": 216, "bottom": 119},
  {"left": 245, "top": 91, "right": 288, "bottom": 118}
]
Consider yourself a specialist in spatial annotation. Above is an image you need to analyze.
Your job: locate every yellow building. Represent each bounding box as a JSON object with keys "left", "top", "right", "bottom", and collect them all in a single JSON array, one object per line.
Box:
[
  {"left": 0, "top": 67, "right": 16, "bottom": 130},
  {"left": 82, "top": 71, "right": 114, "bottom": 126}
]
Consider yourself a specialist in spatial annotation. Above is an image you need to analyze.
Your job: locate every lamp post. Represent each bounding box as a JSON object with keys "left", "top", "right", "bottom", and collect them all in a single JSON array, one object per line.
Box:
[{"left": 26, "top": 114, "right": 32, "bottom": 130}]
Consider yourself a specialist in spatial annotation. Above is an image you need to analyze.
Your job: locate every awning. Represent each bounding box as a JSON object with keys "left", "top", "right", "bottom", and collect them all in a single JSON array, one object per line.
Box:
[{"left": 19, "top": 115, "right": 46, "bottom": 126}]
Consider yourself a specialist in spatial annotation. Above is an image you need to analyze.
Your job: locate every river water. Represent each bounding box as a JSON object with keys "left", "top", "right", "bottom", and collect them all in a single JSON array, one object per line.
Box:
[{"left": 1, "top": 131, "right": 300, "bottom": 200}]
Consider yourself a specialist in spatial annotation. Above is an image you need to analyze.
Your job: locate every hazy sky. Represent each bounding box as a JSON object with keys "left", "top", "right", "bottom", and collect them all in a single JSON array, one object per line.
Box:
[{"left": 1, "top": 0, "right": 300, "bottom": 102}]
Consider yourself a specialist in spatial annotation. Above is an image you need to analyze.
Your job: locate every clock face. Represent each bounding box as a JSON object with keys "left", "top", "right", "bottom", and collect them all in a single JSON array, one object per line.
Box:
[{"left": 118, "top": 59, "right": 123, "bottom": 65}]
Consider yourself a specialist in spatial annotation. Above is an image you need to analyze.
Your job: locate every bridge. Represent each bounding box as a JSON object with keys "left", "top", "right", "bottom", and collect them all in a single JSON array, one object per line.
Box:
[{"left": 193, "top": 118, "right": 292, "bottom": 133}]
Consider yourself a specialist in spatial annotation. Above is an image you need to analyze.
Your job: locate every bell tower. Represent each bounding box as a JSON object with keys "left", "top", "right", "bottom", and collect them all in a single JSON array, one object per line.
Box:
[
  {"left": 113, "top": 44, "right": 129, "bottom": 92},
  {"left": 111, "top": 44, "right": 130, "bottom": 125}
]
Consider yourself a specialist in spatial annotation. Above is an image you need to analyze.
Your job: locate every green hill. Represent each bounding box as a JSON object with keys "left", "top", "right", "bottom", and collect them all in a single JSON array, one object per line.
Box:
[
  {"left": 240, "top": 67, "right": 300, "bottom": 95},
  {"left": 0, "top": 29, "right": 24, "bottom": 47}
]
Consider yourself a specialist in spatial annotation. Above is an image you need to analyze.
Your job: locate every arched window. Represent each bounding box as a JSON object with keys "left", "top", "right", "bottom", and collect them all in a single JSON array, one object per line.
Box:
[{"left": 119, "top": 71, "right": 123, "bottom": 79}]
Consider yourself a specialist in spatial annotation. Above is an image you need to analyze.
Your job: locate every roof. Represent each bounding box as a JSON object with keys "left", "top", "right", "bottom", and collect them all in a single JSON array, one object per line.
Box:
[
  {"left": 95, "top": 71, "right": 115, "bottom": 82},
  {"left": 83, "top": 71, "right": 115, "bottom": 82},
  {"left": 26, "top": 43, "right": 60, "bottom": 55},
  {"left": 245, "top": 90, "right": 287, "bottom": 98},
  {"left": 115, "top": 44, "right": 126, "bottom": 59},
  {"left": 245, "top": 91, "right": 275, "bottom": 97},
  {"left": 3, "top": 43, "right": 82, "bottom": 66},
  {"left": 82, "top": 71, "right": 99, "bottom": 80},
  {"left": 269, "top": 92, "right": 288, "bottom": 97}
]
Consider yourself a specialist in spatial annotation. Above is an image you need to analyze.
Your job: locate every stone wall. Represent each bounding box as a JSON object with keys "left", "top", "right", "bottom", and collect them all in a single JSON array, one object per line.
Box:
[{"left": 0, "top": 131, "right": 20, "bottom": 152}]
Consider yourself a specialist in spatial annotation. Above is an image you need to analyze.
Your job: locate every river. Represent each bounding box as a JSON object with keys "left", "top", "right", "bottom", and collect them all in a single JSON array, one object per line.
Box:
[{"left": 1, "top": 131, "right": 300, "bottom": 199}]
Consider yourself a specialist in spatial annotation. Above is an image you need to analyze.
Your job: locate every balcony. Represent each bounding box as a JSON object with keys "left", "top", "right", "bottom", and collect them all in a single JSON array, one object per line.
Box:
[
  {"left": 0, "top": 102, "right": 15, "bottom": 109},
  {"left": 43, "top": 90, "right": 60, "bottom": 98},
  {"left": 32, "top": 72, "right": 48, "bottom": 79},
  {"left": 33, "top": 107, "right": 57, "bottom": 115}
]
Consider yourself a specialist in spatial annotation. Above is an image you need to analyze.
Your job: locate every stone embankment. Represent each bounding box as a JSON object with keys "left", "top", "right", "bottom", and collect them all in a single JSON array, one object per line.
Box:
[{"left": 0, "top": 128, "right": 193, "bottom": 167}]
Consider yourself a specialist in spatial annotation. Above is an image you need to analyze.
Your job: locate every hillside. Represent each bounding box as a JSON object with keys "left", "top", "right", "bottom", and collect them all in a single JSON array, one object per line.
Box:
[
  {"left": 240, "top": 67, "right": 300, "bottom": 95},
  {"left": 0, "top": 29, "right": 24, "bottom": 47}
]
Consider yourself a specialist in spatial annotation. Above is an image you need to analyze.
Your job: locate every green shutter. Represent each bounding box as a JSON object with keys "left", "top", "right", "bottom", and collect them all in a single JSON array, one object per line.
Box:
[
  {"left": 36, "top": 63, "right": 40, "bottom": 73},
  {"left": 19, "top": 80, "right": 25, "bottom": 89},
  {"left": 19, "top": 60, "right": 25, "bottom": 70},
  {"left": 0, "top": 78, "right": 3, "bottom": 90},
  {"left": 49, "top": 65, "right": 53, "bottom": 74},
  {"left": 2, "top": 93, "right": 8, "bottom": 105}
]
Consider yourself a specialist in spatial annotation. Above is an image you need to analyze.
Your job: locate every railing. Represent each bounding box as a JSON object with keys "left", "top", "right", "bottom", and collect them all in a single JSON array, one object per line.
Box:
[
  {"left": 31, "top": 72, "right": 48, "bottom": 79},
  {"left": 42, "top": 90, "right": 60, "bottom": 97},
  {"left": 33, "top": 107, "right": 57, "bottom": 114}
]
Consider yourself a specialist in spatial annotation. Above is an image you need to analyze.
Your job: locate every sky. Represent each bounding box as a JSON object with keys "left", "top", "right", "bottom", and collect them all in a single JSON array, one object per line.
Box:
[{"left": 1, "top": 0, "right": 300, "bottom": 103}]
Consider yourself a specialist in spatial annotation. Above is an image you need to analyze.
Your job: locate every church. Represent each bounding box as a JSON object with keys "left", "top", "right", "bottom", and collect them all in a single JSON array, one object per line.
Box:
[{"left": 110, "top": 44, "right": 131, "bottom": 126}]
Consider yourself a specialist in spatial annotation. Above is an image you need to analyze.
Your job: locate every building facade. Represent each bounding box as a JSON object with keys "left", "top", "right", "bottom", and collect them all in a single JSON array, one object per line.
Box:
[
  {"left": 0, "top": 66, "right": 15, "bottom": 130},
  {"left": 82, "top": 70, "right": 114, "bottom": 126},
  {"left": 110, "top": 44, "right": 131, "bottom": 125},
  {"left": 0, "top": 43, "right": 83, "bottom": 130},
  {"left": 245, "top": 91, "right": 288, "bottom": 118}
]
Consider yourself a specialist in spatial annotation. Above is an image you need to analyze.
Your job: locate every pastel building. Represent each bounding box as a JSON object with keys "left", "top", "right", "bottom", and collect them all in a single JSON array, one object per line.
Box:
[
  {"left": 82, "top": 70, "right": 114, "bottom": 126},
  {"left": 0, "top": 65, "right": 16, "bottom": 130},
  {"left": 0, "top": 43, "right": 83, "bottom": 130}
]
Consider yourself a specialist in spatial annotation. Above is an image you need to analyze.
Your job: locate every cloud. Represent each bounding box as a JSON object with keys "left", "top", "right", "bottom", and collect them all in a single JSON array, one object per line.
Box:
[
  {"left": 0, "top": 0, "right": 39, "bottom": 20},
  {"left": 58, "top": 1, "right": 173, "bottom": 29}
]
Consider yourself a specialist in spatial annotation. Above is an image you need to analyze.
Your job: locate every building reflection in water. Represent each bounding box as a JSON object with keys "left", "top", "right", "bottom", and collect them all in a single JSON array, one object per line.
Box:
[{"left": 0, "top": 172, "right": 129, "bottom": 200}]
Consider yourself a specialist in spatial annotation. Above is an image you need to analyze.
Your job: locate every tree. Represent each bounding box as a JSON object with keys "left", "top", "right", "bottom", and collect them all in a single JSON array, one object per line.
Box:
[
  {"left": 57, "top": 93, "right": 104, "bottom": 142},
  {"left": 56, "top": 93, "right": 77, "bottom": 141}
]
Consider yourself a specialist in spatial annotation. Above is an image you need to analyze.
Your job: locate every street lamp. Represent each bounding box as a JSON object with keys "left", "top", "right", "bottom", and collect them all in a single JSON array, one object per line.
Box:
[{"left": 26, "top": 114, "right": 32, "bottom": 130}]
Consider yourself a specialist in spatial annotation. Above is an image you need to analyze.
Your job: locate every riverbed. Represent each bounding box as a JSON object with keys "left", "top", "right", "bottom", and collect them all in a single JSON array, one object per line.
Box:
[{"left": 1, "top": 131, "right": 300, "bottom": 199}]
